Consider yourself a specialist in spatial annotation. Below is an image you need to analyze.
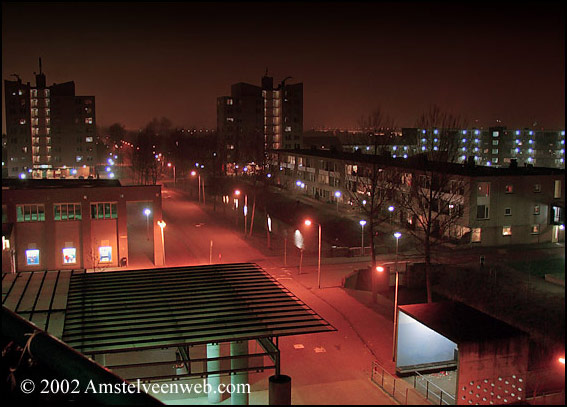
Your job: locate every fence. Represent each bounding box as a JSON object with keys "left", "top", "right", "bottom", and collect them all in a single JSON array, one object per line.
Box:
[
  {"left": 412, "top": 371, "right": 455, "bottom": 405},
  {"left": 371, "top": 361, "right": 432, "bottom": 405}
]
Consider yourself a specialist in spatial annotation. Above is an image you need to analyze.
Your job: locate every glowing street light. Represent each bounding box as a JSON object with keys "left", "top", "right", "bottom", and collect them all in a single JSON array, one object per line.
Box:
[
  {"left": 304, "top": 219, "right": 322, "bottom": 288},
  {"left": 235, "top": 190, "right": 248, "bottom": 234},
  {"left": 393, "top": 232, "right": 402, "bottom": 361},
  {"left": 144, "top": 208, "right": 151, "bottom": 240},
  {"left": 388, "top": 206, "right": 395, "bottom": 225},
  {"left": 334, "top": 191, "right": 341, "bottom": 213},
  {"left": 191, "top": 171, "right": 203, "bottom": 204},
  {"left": 359, "top": 220, "right": 367, "bottom": 255},
  {"left": 167, "top": 162, "right": 176, "bottom": 185},
  {"left": 157, "top": 220, "right": 166, "bottom": 265}
]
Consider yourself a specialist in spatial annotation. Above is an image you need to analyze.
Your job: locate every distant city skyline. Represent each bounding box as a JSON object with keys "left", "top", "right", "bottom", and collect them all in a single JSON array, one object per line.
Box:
[{"left": 2, "top": 1, "right": 565, "bottom": 133}]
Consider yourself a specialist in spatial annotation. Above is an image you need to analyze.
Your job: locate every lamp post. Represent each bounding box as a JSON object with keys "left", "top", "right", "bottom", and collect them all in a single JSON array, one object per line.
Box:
[
  {"left": 168, "top": 162, "right": 176, "bottom": 185},
  {"left": 359, "top": 220, "right": 367, "bottom": 255},
  {"left": 144, "top": 208, "right": 151, "bottom": 240},
  {"left": 191, "top": 170, "right": 201, "bottom": 203},
  {"left": 334, "top": 191, "right": 341, "bottom": 213},
  {"left": 304, "top": 219, "right": 322, "bottom": 289},
  {"left": 157, "top": 220, "right": 166, "bottom": 265},
  {"left": 267, "top": 214, "right": 272, "bottom": 249},
  {"left": 235, "top": 190, "right": 247, "bottom": 235},
  {"left": 388, "top": 206, "right": 395, "bottom": 226},
  {"left": 393, "top": 232, "right": 402, "bottom": 362}
]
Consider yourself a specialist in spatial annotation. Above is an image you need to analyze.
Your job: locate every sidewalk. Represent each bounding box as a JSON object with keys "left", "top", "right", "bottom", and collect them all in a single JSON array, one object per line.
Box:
[{"left": 189, "top": 188, "right": 406, "bottom": 378}]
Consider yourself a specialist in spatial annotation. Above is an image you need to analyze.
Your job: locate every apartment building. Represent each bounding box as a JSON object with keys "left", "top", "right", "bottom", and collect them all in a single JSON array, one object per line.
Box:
[
  {"left": 339, "top": 127, "right": 565, "bottom": 169},
  {"left": 268, "top": 149, "right": 565, "bottom": 246},
  {"left": 4, "top": 60, "right": 97, "bottom": 179},
  {"left": 217, "top": 74, "right": 303, "bottom": 171}
]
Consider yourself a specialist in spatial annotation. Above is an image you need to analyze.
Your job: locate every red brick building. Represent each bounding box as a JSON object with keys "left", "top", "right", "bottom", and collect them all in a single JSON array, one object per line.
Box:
[{"left": 2, "top": 179, "right": 163, "bottom": 272}]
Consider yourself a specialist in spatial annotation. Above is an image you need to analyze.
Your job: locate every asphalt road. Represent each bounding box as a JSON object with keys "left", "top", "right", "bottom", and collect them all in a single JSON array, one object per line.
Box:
[{"left": 159, "top": 187, "right": 396, "bottom": 405}]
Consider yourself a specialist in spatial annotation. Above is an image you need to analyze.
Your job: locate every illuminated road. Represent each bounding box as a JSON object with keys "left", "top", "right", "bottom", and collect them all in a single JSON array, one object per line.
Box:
[{"left": 159, "top": 187, "right": 396, "bottom": 405}]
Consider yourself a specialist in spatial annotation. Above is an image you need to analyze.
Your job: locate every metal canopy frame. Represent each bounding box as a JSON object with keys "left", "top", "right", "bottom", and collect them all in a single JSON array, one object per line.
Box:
[{"left": 61, "top": 263, "right": 335, "bottom": 380}]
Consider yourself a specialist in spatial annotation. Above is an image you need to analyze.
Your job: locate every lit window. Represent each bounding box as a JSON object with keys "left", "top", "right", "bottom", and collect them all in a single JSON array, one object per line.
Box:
[
  {"left": 502, "top": 226, "right": 512, "bottom": 236},
  {"left": 54, "top": 203, "right": 82, "bottom": 221},
  {"left": 16, "top": 205, "right": 45, "bottom": 222},
  {"left": 86, "top": 136, "right": 93, "bottom": 143},
  {"left": 76, "top": 156, "right": 83, "bottom": 162},
  {"left": 26, "top": 249, "right": 40, "bottom": 265},
  {"left": 226, "top": 99, "right": 233, "bottom": 105},
  {"left": 99, "top": 246, "right": 112, "bottom": 262},
  {"left": 477, "top": 182, "right": 490, "bottom": 197},
  {"left": 505, "top": 185, "right": 513, "bottom": 194},
  {"left": 492, "top": 149, "right": 499, "bottom": 154},
  {"left": 285, "top": 126, "right": 292, "bottom": 132},
  {"left": 63, "top": 248, "right": 77, "bottom": 264},
  {"left": 19, "top": 118, "right": 26, "bottom": 125},
  {"left": 492, "top": 131, "right": 499, "bottom": 137},
  {"left": 85, "top": 118, "right": 93, "bottom": 124},
  {"left": 471, "top": 228, "right": 481, "bottom": 243},
  {"left": 555, "top": 180, "right": 562, "bottom": 199},
  {"left": 492, "top": 140, "right": 499, "bottom": 146},
  {"left": 531, "top": 225, "right": 540, "bottom": 235},
  {"left": 504, "top": 207, "right": 512, "bottom": 216}
]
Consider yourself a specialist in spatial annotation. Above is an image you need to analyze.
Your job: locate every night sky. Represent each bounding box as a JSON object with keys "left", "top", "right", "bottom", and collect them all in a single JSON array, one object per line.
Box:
[{"left": 2, "top": 1, "right": 565, "bottom": 132}]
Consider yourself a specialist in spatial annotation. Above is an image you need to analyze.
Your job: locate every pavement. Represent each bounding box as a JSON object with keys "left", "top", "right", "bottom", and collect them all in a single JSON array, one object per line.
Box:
[
  {"left": 109, "top": 180, "right": 564, "bottom": 403},
  {"left": 138, "top": 186, "right": 401, "bottom": 405}
]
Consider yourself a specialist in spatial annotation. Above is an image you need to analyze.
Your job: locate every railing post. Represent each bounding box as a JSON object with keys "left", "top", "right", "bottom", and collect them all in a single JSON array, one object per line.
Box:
[
  {"left": 440, "top": 390, "right": 443, "bottom": 405},
  {"left": 405, "top": 388, "right": 409, "bottom": 405},
  {"left": 393, "top": 377, "right": 396, "bottom": 397},
  {"left": 426, "top": 381, "right": 429, "bottom": 400},
  {"left": 381, "top": 367, "right": 384, "bottom": 387}
]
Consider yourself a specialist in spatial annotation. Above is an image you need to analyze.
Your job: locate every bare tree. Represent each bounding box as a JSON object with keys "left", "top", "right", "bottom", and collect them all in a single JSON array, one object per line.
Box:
[
  {"left": 347, "top": 108, "right": 397, "bottom": 301},
  {"left": 397, "top": 105, "right": 468, "bottom": 302}
]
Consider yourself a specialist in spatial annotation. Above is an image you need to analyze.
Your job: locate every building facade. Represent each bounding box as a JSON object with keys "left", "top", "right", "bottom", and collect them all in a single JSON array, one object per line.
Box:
[
  {"left": 340, "top": 127, "right": 565, "bottom": 169},
  {"left": 268, "top": 149, "right": 565, "bottom": 246},
  {"left": 4, "top": 60, "right": 97, "bottom": 179},
  {"left": 2, "top": 179, "right": 164, "bottom": 273},
  {"left": 217, "top": 74, "right": 303, "bottom": 171}
]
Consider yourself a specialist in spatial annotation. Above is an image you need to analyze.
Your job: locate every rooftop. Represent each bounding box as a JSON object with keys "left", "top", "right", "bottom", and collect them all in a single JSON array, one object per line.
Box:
[
  {"left": 273, "top": 148, "right": 565, "bottom": 177},
  {"left": 399, "top": 302, "right": 527, "bottom": 344},
  {"left": 2, "top": 178, "right": 122, "bottom": 190}
]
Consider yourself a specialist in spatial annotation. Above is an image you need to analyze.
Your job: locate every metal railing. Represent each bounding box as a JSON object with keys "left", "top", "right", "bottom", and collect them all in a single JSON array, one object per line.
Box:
[
  {"left": 371, "top": 361, "right": 432, "bottom": 405},
  {"left": 412, "top": 371, "right": 455, "bottom": 405}
]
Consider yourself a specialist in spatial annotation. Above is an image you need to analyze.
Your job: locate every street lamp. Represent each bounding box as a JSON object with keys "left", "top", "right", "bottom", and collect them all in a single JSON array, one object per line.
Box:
[
  {"left": 167, "top": 162, "right": 176, "bottom": 185},
  {"left": 359, "top": 220, "right": 367, "bottom": 255},
  {"left": 235, "top": 190, "right": 248, "bottom": 234},
  {"left": 393, "top": 232, "right": 402, "bottom": 362},
  {"left": 144, "top": 208, "right": 151, "bottom": 240},
  {"left": 157, "top": 220, "right": 166, "bottom": 265},
  {"left": 388, "top": 206, "right": 395, "bottom": 226},
  {"left": 304, "top": 219, "right": 322, "bottom": 289},
  {"left": 191, "top": 170, "right": 202, "bottom": 204},
  {"left": 334, "top": 191, "right": 341, "bottom": 213}
]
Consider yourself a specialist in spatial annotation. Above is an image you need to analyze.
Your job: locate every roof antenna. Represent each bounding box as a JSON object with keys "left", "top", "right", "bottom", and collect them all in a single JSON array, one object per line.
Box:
[
  {"left": 264, "top": 67, "right": 268, "bottom": 77},
  {"left": 39, "top": 57, "right": 43, "bottom": 74}
]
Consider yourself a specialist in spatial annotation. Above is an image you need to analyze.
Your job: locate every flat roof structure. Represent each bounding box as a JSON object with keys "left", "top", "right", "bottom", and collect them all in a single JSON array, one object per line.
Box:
[
  {"left": 398, "top": 302, "right": 526, "bottom": 344},
  {"left": 3, "top": 263, "right": 335, "bottom": 382},
  {"left": 62, "top": 263, "right": 335, "bottom": 355}
]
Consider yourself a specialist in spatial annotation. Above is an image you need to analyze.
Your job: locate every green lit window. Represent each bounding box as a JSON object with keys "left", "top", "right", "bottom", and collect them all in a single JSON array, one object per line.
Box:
[
  {"left": 54, "top": 204, "right": 82, "bottom": 221},
  {"left": 16, "top": 204, "right": 45, "bottom": 222},
  {"left": 90, "top": 202, "right": 118, "bottom": 220}
]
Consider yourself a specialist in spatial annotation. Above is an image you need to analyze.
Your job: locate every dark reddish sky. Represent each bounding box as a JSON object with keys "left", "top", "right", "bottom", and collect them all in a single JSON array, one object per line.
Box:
[{"left": 2, "top": 1, "right": 565, "bottom": 132}]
